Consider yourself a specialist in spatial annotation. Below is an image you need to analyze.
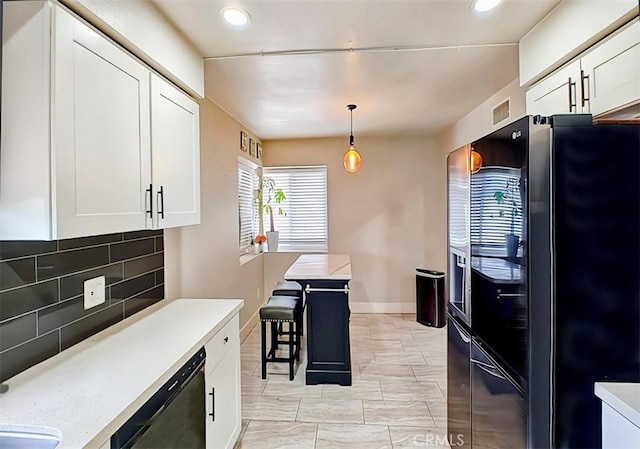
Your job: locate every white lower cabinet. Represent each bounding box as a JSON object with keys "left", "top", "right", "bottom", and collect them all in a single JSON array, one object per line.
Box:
[
  {"left": 205, "top": 342, "right": 242, "bottom": 449},
  {"left": 602, "top": 403, "right": 640, "bottom": 448},
  {"left": 204, "top": 314, "right": 242, "bottom": 449}
]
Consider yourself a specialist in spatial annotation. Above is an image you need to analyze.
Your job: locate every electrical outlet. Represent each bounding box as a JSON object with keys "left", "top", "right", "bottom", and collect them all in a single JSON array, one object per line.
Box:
[
  {"left": 257, "top": 288, "right": 261, "bottom": 302},
  {"left": 84, "top": 276, "right": 106, "bottom": 310}
]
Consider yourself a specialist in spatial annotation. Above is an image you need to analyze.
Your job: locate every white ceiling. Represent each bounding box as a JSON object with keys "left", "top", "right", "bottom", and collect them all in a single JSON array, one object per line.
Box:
[{"left": 153, "top": 0, "right": 560, "bottom": 140}]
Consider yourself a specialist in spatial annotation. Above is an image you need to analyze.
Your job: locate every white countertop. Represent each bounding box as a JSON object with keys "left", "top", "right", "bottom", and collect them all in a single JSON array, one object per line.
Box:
[
  {"left": 0, "top": 298, "right": 243, "bottom": 449},
  {"left": 284, "top": 254, "right": 352, "bottom": 280},
  {"left": 595, "top": 382, "right": 640, "bottom": 427}
]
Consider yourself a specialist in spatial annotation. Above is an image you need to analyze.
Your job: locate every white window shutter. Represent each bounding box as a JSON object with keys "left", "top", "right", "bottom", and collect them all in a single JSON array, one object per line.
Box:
[{"left": 263, "top": 166, "right": 328, "bottom": 252}]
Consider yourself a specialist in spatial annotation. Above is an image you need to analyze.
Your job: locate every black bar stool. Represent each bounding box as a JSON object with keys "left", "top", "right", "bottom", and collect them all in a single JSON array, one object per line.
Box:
[
  {"left": 259, "top": 296, "right": 300, "bottom": 380},
  {"left": 272, "top": 280, "right": 304, "bottom": 336}
]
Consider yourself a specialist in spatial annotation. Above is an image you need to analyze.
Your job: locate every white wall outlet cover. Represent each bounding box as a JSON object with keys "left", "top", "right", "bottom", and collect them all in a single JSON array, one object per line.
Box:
[{"left": 84, "top": 276, "right": 106, "bottom": 310}]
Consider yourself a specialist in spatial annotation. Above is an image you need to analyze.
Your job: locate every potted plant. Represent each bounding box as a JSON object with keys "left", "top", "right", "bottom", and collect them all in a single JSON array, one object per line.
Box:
[
  {"left": 257, "top": 176, "right": 286, "bottom": 252},
  {"left": 493, "top": 177, "right": 522, "bottom": 258}
]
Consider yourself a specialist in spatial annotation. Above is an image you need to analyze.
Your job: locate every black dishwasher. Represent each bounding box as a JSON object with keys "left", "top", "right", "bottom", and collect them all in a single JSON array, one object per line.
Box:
[{"left": 111, "top": 348, "right": 206, "bottom": 449}]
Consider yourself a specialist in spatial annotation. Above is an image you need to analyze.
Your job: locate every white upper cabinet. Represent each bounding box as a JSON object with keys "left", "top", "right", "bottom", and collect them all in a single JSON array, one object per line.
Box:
[
  {"left": 526, "top": 60, "right": 582, "bottom": 116},
  {"left": 54, "top": 6, "right": 152, "bottom": 238},
  {"left": 151, "top": 74, "right": 201, "bottom": 229},
  {"left": 1, "top": 1, "right": 201, "bottom": 240},
  {"left": 526, "top": 20, "right": 640, "bottom": 119},
  {"left": 581, "top": 21, "right": 640, "bottom": 117}
]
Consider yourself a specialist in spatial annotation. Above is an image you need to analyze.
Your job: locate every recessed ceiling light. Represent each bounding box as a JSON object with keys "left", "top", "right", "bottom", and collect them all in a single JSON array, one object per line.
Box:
[
  {"left": 472, "top": 0, "right": 503, "bottom": 13},
  {"left": 220, "top": 6, "right": 251, "bottom": 27}
]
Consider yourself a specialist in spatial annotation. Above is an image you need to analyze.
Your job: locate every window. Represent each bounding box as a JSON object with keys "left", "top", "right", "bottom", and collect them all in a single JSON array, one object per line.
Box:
[
  {"left": 470, "top": 167, "right": 523, "bottom": 250},
  {"left": 238, "top": 159, "right": 258, "bottom": 251},
  {"left": 262, "top": 166, "right": 328, "bottom": 252}
]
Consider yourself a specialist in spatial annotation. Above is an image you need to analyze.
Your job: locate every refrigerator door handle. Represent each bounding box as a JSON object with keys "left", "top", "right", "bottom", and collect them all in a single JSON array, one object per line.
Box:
[
  {"left": 450, "top": 317, "right": 471, "bottom": 343},
  {"left": 471, "top": 358, "right": 506, "bottom": 380}
]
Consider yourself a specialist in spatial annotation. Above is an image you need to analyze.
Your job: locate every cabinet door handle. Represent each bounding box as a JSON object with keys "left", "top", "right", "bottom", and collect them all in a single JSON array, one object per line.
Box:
[
  {"left": 157, "top": 186, "right": 165, "bottom": 219},
  {"left": 145, "top": 184, "right": 153, "bottom": 219},
  {"left": 580, "top": 70, "right": 590, "bottom": 107},
  {"left": 224, "top": 336, "right": 229, "bottom": 343},
  {"left": 208, "top": 387, "right": 215, "bottom": 421},
  {"left": 568, "top": 77, "right": 577, "bottom": 112}
]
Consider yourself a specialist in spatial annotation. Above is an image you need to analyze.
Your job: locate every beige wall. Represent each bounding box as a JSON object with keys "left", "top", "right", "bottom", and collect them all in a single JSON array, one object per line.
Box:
[
  {"left": 165, "top": 98, "right": 265, "bottom": 333},
  {"left": 262, "top": 136, "right": 446, "bottom": 312},
  {"left": 438, "top": 78, "right": 526, "bottom": 154}
]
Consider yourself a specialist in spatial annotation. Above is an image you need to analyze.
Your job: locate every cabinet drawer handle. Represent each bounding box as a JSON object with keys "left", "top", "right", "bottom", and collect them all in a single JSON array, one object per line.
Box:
[
  {"left": 224, "top": 336, "right": 229, "bottom": 343},
  {"left": 145, "top": 184, "right": 153, "bottom": 218},
  {"left": 157, "top": 186, "right": 165, "bottom": 219},
  {"left": 580, "top": 70, "right": 590, "bottom": 107},
  {"left": 208, "top": 387, "right": 215, "bottom": 421}
]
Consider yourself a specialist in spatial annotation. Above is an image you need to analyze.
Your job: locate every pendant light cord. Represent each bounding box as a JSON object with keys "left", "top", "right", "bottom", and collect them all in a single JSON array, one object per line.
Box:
[
  {"left": 350, "top": 109, "right": 354, "bottom": 145},
  {"left": 348, "top": 104, "right": 356, "bottom": 146}
]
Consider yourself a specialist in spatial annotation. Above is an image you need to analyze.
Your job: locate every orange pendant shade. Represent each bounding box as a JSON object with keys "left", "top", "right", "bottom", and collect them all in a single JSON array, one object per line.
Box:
[
  {"left": 471, "top": 150, "right": 483, "bottom": 174},
  {"left": 344, "top": 147, "right": 362, "bottom": 174}
]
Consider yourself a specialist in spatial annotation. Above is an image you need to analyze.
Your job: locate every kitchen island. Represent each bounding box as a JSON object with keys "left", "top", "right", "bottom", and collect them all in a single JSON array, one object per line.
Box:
[{"left": 285, "top": 254, "right": 352, "bottom": 386}]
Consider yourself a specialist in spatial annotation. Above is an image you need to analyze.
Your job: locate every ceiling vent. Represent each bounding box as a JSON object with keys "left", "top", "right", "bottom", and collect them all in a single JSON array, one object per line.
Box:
[{"left": 493, "top": 99, "right": 510, "bottom": 125}]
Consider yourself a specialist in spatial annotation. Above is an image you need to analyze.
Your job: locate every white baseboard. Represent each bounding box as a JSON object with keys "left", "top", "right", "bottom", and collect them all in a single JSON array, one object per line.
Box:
[
  {"left": 240, "top": 306, "right": 261, "bottom": 342},
  {"left": 350, "top": 302, "right": 416, "bottom": 314}
]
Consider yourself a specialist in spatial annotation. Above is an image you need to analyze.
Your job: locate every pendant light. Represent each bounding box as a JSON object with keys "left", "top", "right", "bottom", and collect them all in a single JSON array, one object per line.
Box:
[{"left": 343, "top": 104, "right": 362, "bottom": 174}]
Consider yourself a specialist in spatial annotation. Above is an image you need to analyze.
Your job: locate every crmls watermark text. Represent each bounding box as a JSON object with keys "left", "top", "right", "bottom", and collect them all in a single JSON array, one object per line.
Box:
[{"left": 413, "top": 433, "right": 465, "bottom": 447}]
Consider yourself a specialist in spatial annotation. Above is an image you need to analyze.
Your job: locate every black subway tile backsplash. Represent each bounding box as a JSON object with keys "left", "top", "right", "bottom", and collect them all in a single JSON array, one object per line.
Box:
[
  {"left": 110, "top": 239, "right": 155, "bottom": 263},
  {"left": 37, "top": 246, "right": 110, "bottom": 281},
  {"left": 58, "top": 233, "right": 122, "bottom": 251},
  {"left": 124, "top": 285, "right": 164, "bottom": 318},
  {"left": 0, "top": 241, "right": 58, "bottom": 260},
  {"left": 124, "top": 253, "right": 164, "bottom": 279},
  {"left": 0, "top": 258, "right": 36, "bottom": 290},
  {"left": 124, "top": 230, "right": 163, "bottom": 240},
  {"left": 38, "top": 295, "right": 109, "bottom": 335},
  {"left": 155, "top": 269, "right": 164, "bottom": 286},
  {"left": 111, "top": 273, "right": 155, "bottom": 304},
  {"left": 59, "top": 262, "right": 123, "bottom": 301},
  {"left": 0, "top": 313, "right": 37, "bottom": 351},
  {"left": 0, "top": 331, "right": 59, "bottom": 382},
  {"left": 0, "top": 280, "right": 59, "bottom": 322},
  {"left": 155, "top": 236, "right": 164, "bottom": 252},
  {"left": 60, "top": 303, "right": 124, "bottom": 351},
  {"left": 0, "top": 231, "right": 164, "bottom": 382}
]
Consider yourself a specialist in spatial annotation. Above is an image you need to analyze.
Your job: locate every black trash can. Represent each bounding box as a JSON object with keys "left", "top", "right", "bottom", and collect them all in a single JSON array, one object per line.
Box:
[{"left": 416, "top": 269, "right": 445, "bottom": 328}]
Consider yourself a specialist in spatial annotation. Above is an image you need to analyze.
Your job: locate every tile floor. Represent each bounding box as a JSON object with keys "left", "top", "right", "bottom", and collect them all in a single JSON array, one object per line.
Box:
[{"left": 235, "top": 313, "right": 449, "bottom": 449}]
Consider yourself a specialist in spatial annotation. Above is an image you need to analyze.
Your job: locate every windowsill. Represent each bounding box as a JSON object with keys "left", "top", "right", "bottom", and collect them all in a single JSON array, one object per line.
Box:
[
  {"left": 239, "top": 252, "right": 263, "bottom": 265},
  {"left": 264, "top": 248, "right": 328, "bottom": 254}
]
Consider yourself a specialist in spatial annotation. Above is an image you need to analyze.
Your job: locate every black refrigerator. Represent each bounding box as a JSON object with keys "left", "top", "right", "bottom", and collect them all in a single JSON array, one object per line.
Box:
[{"left": 447, "top": 114, "right": 640, "bottom": 448}]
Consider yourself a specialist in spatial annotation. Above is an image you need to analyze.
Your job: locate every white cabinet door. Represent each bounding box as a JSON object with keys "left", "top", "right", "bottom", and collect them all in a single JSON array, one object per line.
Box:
[
  {"left": 581, "top": 21, "right": 640, "bottom": 117},
  {"left": 54, "top": 7, "right": 152, "bottom": 239},
  {"left": 151, "top": 74, "right": 201, "bottom": 229},
  {"left": 526, "top": 60, "right": 582, "bottom": 116},
  {"left": 205, "top": 342, "right": 241, "bottom": 449}
]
